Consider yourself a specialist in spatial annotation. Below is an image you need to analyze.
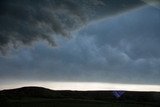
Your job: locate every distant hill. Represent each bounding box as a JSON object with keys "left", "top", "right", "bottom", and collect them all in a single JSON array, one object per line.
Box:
[{"left": 0, "top": 86, "right": 160, "bottom": 107}]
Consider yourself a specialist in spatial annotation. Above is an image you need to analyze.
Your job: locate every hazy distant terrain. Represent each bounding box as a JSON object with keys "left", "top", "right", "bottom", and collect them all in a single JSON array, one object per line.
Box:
[{"left": 0, "top": 87, "right": 160, "bottom": 107}]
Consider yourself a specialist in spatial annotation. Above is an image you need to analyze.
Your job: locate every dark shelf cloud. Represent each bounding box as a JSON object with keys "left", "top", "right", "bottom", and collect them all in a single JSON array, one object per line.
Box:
[{"left": 0, "top": 0, "right": 160, "bottom": 90}]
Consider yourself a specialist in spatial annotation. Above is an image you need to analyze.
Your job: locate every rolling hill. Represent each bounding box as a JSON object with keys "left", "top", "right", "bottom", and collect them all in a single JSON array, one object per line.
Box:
[{"left": 0, "top": 86, "right": 160, "bottom": 107}]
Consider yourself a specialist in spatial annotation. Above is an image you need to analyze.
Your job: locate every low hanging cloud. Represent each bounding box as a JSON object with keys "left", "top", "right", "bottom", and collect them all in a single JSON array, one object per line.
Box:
[
  {"left": 0, "top": 0, "right": 145, "bottom": 54},
  {"left": 0, "top": 0, "right": 102, "bottom": 53},
  {"left": 0, "top": 5, "right": 160, "bottom": 85}
]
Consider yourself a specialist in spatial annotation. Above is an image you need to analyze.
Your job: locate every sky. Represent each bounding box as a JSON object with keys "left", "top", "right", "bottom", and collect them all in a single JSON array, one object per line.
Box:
[{"left": 0, "top": 0, "right": 160, "bottom": 91}]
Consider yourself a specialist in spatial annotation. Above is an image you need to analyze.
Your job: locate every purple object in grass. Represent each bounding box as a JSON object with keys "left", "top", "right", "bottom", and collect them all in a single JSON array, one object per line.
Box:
[{"left": 113, "top": 91, "right": 125, "bottom": 98}]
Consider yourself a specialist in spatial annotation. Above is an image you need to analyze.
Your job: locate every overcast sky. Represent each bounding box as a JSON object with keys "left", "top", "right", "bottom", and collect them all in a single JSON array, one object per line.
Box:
[{"left": 0, "top": 0, "right": 160, "bottom": 90}]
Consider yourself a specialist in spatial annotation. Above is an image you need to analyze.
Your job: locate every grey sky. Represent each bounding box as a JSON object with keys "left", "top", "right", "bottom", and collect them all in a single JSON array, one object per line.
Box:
[{"left": 0, "top": 0, "right": 160, "bottom": 89}]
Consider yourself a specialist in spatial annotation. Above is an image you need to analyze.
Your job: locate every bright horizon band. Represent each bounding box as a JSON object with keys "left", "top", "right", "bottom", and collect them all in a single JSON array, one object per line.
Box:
[{"left": 0, "top": 81, "right": 160, "bottom": 92}]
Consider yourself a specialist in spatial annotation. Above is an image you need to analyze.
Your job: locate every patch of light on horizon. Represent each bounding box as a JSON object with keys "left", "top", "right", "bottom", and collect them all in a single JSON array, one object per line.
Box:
[{"left": 0, "top": 81, "right": 160, "bottom": 92}]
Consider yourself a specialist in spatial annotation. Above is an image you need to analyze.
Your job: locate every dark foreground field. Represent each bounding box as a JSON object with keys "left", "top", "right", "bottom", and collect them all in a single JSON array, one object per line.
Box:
[{"left": 0, "top": 86, "right": 160, "bottom": 107}]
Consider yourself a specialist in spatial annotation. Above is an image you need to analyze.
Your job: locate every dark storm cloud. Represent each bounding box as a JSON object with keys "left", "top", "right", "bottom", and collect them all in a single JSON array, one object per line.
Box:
[
  {"left": 0, "top": 6, "right": 160, "bottom": 85},
  {"left": 0, "top": 0, "right": 144, "bottom": 54}
]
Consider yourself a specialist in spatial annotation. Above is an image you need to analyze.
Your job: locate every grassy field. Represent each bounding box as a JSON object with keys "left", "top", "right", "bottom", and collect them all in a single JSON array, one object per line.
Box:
[
  {"left": 1, "top": 99, "right": 158, "bottom": 107},
  {"left": 0, "top": 87, "right": 159, "bottom": 107}
]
